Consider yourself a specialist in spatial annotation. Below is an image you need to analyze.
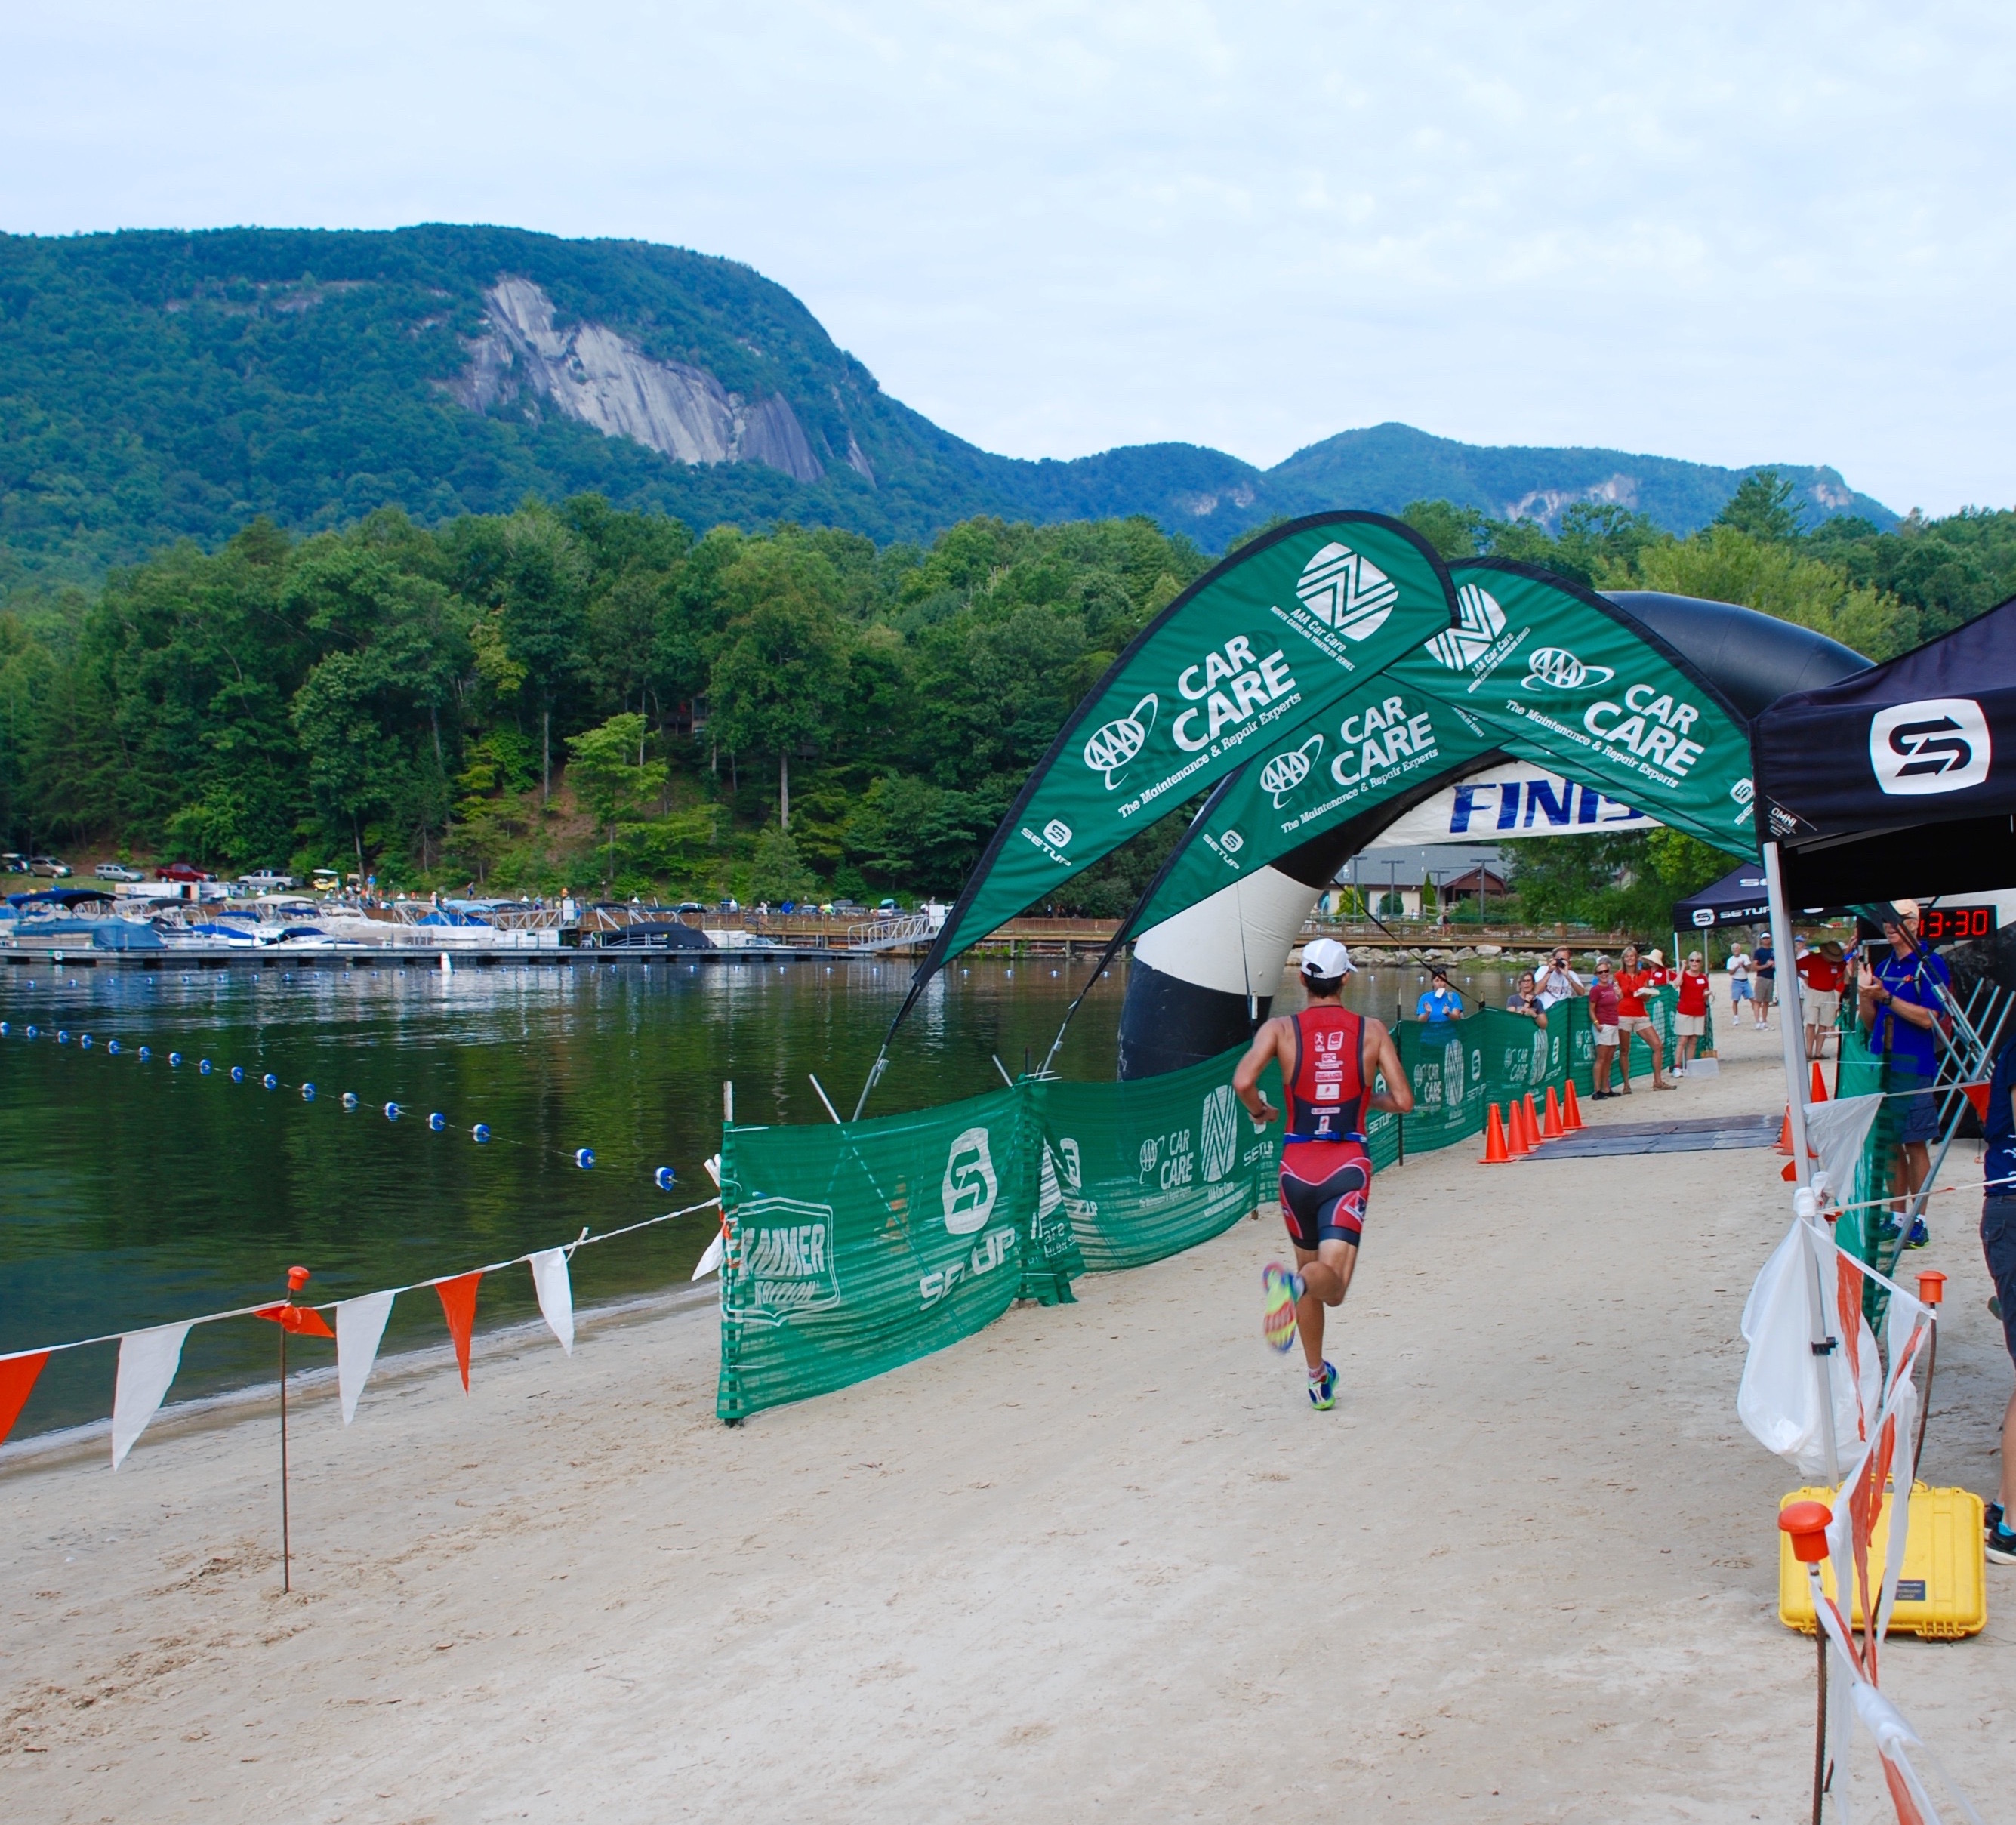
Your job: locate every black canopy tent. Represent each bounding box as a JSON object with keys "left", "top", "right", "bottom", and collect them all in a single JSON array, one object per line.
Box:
[
  {"left": 1751, "top": 593, "right": 2016, "bottom": 906},
  {"left": 1672, "top": 863, "right": 1845, "bottom": 933}
]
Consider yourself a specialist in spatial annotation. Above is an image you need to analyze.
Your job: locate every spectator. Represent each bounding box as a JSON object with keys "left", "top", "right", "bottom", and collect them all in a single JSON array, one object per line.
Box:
[
  {"left": 1589, "top": 958, "right": 1622, "bottom": 1099},
  {"left": 1754, "top": 934, "right": 1777, "bottom": 1028},
  {"left": 1504, "top": 970, "right": 1548, "bottom": 1030},
  {"left": 1614, "top": 942, "right": 1673, "bottom": 1092},
  {"left": 1977, "top": 1026, "right": 2016, "bottom": 1561},
  {"left": 1674, "top": 951, "right": 1711, "bottom": 1074},
  {"left": 1416, "top": 966, "right": 1465, "bottom": 1028},
  {"left": 1857, "top": 899, "right": 1951, "bottom": 1232},
  {"left": 1798, "top": 939, "right": 1847, "bottom": 1063},
  {"left": 1725, "top": 942, "right": 1757, "bottom": 1024},
  {"left": 1537, "top": 948, "right": 1585, "bottom": 1009}
]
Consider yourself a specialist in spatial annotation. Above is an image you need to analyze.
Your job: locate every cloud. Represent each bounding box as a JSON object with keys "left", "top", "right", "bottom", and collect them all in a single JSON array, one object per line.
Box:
[{"left": 4, "top": 1, "right": 2012, "bottom": 512}]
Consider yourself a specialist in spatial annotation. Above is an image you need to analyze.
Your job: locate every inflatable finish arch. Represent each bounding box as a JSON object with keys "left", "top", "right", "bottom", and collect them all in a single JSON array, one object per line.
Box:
[{"left": 1117, "top": 591, "right": 1869, "bottom": 1079}]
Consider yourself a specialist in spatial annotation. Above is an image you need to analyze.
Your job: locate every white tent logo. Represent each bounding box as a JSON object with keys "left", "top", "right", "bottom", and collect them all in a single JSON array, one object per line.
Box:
[
  {"left": 1444, "top": 1035, "right": 1465, "bottom": 1107},
  {"left": 1296, "top": 542, "right": 1398, "bottom": 641},
  {"left": 1200, "top": 1085, "right": 1241, "bottom": 1183},
  {"left": 1083, "top": 694, "right": 1158, "bottom": 787},
  {"left": 1259, "top": 734, "right": 1324, "bottom": 806},
  {"left": 942, "top": 1127, "right": 999, "bottom": 1235},
  {"left": 1426, "top": 584, "right": 1506, "bottom": 670},
  {"left": 1522, "top": 647, "right": 1614, "bottom": 692},
  {"left": 1871, "top": 698, "right": 1992, "bottom": 796}
]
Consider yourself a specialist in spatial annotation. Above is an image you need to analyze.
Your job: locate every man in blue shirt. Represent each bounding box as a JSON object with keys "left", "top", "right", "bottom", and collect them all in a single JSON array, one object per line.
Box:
[
  {"left": 1856, "top": 899, "right": 1952, "bottom": 1218},
  {"left": 1981, "top": 1031, "right": 2016, "bottom": 1561},
  {"left": 1416, "top": 967, "right": 1465, "bottom": 1028}
]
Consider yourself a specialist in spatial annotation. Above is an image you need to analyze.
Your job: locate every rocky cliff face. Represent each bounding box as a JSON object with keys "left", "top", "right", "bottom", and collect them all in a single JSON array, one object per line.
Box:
[{"left": 449, "top": 277, "right": 831, "bottom": 485}]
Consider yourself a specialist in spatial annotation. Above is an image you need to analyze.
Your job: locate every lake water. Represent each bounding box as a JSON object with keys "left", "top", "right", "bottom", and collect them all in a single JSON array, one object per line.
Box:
[{"left": 0, "top": 954, "right": 1486, "bottom": 1438}]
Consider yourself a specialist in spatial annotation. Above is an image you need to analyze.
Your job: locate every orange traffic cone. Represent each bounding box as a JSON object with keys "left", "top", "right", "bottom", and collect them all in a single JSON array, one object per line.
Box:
[
  {"left": 1524, "top": 1092, "right": 1543, "bottom": 1145},
  {"left": 1505, "top": 1099, "right": 1530, "bottom": 1158},
  {"left": 1563, "top": 1081, "right": 1585, "bottom": 1130},
  {"left": 1479, "top": 1102, "right": 1512, "bottom": 1164},
  {"left": 1776, "top": 1108, "right": 1794, "bottom": 1154},
  {"left": 1542, "top": 1085, "right": 1566, "bottom": 1140},
  {"left": 1810, "top": 1062, "right": 1828, "bottom": 1105}
]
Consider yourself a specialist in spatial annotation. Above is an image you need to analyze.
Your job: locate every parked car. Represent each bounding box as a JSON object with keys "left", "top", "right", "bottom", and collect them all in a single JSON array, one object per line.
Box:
[
  {"left": 717, "top": 899, "right": 741, "bottom": 914},
  {"left": 94, "top": 862, "right": 146, "bottom": 883},
  {"left": 876, "top": 897, "right": 900, "bottom": 913},
  {"left": 156, "top": 862, "right": 213, "bottom": 883},
  {"left": 239, "top": 870, "right": 297, "bottom": 892},
  {"left": 0, "top": 852, "right": 27, "bottom": 874},
  {"left": 29, "top": 855, "right": 72, "bottom": 877}
]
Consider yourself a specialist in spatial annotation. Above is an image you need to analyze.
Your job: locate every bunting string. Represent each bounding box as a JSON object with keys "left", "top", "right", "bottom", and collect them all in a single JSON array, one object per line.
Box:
[{"left": 0, "top": 1194, "right": 724, "bottom": 1463}]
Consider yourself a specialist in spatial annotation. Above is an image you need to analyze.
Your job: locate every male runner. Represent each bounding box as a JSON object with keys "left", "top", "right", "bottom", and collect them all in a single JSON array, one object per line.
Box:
[{"left": 1232, "top": 937, "right": 1413, "bottom": 1409}]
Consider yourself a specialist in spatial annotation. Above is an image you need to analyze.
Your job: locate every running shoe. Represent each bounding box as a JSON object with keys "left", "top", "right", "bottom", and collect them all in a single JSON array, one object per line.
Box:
[
  {"left": 1262, "top": 1262, "right": 1304, "bottom": 1353},
  {"left": 1905, "top": 1216, "right": 1931, "bottom": 1249},
  {"left": 1986, "top": 1501, "right": 2004, "bottom": 1536},
  {"left": 1987, "top": 1524, "right": 2016, "bottom": 1567},
  {"left": 1307, "top": 1359, "right": 1338, "bottom": 1410}
]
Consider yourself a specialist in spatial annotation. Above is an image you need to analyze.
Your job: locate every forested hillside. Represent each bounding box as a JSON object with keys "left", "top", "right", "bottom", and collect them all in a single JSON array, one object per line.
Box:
[
  {"left": 1, "top": 225, "right": 1894, "bottom": 590},
  {"left": 1, "top": 474, "right": 2006, "bottom": 917}
]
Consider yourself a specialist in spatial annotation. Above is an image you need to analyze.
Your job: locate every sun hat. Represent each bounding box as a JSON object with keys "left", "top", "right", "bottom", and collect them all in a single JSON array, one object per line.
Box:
[
  {"left": 1300, "top": 937, "right": 1353, "bottom": 982},
  {"left": 1648, "top": 948, "right": 1665, "bottom": 966}
]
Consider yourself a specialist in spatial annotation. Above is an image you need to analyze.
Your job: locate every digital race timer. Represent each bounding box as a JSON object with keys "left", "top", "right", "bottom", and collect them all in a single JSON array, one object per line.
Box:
[{"left": 1919, "top": 904, "right": 1999, "bottom": 944}]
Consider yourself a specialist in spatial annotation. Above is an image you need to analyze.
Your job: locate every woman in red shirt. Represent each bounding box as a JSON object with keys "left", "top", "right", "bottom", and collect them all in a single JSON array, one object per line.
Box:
[
  {"left": 1674, "top": 951, "right": 1710, "bottom": 1074},
  {"left": 1614, "top": 942, "right": 1673, "bottom": 1091}
]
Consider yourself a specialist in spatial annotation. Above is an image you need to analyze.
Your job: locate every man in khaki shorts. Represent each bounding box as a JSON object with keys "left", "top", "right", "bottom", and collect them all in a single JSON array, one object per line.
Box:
[{"left": 1798, "top": 939, "right": 1845, "bottom": 1062}]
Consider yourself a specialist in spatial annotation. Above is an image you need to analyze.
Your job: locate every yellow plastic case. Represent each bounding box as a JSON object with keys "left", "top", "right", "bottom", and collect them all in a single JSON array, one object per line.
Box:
[{"left": 1777, "top": 1484, "right": 1987, "bottom": 1640}]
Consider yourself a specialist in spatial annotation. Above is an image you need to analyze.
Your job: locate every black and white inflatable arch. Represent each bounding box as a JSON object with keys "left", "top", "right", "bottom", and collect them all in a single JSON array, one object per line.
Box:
[{"left": 1117, "top": 591, "right": 1870, "bottom": 1079}]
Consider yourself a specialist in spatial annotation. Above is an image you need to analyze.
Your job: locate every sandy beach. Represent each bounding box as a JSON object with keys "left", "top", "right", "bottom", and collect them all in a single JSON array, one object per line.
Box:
[{"left": 5, "top": 1007, "right": 2011, "bottom": 1823}]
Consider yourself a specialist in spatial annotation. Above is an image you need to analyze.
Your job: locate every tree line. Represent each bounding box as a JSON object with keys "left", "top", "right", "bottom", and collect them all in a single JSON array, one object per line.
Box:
[{"left": 0, "top": 476, "right": 2008, "bottom": 917}]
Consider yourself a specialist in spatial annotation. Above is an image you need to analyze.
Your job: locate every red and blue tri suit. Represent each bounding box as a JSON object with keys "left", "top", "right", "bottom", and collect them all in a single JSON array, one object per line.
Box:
[{"left": 1278, "top": 1003, "right": 1372, "bottom": 1251}]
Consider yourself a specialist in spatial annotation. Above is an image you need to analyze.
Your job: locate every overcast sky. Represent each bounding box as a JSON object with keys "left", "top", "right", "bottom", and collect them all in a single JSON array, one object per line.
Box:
[{"left": 5, "top": 2, "right": 2011, "bottom": 515}]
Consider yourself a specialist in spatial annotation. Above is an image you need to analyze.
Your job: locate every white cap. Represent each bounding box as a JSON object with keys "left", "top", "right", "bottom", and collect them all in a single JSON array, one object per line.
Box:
[{"left": 1300, "top": 937, "right": 1354, "bottom": 981}]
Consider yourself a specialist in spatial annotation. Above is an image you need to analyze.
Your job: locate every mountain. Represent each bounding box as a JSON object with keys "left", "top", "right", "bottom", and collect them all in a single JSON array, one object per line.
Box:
[{"left": 0, "top": 224, "right": 1897, "bottom": 588}]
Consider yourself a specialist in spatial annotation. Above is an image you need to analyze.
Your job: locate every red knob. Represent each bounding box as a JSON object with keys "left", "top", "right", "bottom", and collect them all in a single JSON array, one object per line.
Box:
[
  {"left": 1779, "top": 1500, "right": 1833, "bottom": 1564},
  {"left": 287, "top": 1265, "right": 311, "bottom": 1292},
  {"left": 1916, "top": 1269, "right": 1947, "bottom": 1306}
]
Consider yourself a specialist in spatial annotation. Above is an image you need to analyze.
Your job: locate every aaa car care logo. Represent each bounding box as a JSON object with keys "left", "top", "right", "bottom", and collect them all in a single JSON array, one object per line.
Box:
[
  {"left": 1870, "top": 698, "right": 1992, "bottom": 796},
  {"left": 1199, "top": 1084, "right": 1241, "bottom": 1183},
  {"left": 1296, "top": 542, "right": 1398, "bottom": 641},
  {"left": 1522, "top": 646, "right": 1615, "bottom": 691},
  {"left": 1260, "top": 734, "right": 1324, "bottom": 806},
  {"left": 1082, "top": 694, "right": 1158, "bottom": 788},
  {"left": 942, "top": 1126, "right": 999, "bottom": 1235},
  {"left": 736, "top": 1196, "right": 841, "bottom": 1321},
  {"left": 1426, "top": 584, "right": 1506, "bottom": 670}
]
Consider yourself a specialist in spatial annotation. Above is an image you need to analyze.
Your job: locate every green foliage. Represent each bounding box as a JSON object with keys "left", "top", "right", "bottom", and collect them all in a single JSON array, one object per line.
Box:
[
  {"left": 1715, "top": 468, "right": 1808, "bottom": 542},
  {"left": 1509, "top": 828, "right": 1728, "bottom": 933},
  {"left": 748, "top": 825, "right": 818, "bottom": 905}
]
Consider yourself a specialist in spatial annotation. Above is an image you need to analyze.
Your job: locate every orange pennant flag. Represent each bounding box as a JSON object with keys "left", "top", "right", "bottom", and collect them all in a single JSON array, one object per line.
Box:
[
  {"left": 255, "top": 1303, "right": 336, "bottom": 1339},
  {"left": 1964, "top": 1082, "right": 1992, "bottom": 1124},
  {"left": 0, "top": 1351, "right": 49, "bottom": 1448},
  {"left": 435, "top": 1272, "right": 482, "bottom": 1392}
]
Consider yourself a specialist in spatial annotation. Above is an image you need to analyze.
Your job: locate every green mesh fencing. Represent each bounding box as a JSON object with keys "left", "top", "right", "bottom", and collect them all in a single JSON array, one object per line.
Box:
[
  {"left": 1028, "top": 1049, "right": 1274, "bottom": 1274},
  {"left": 718, "top": 1084, "right": 1054, "bottom": 1422}
]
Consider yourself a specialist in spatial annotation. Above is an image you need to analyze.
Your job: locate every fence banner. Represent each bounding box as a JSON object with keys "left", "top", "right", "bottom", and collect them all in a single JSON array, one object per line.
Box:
[
  {"left": 718, "top": 1084, "right": 1042, "bottom": 1421},
  {"left": 1029, "top": 1050, "right": 1272, "bottom": 1275}
]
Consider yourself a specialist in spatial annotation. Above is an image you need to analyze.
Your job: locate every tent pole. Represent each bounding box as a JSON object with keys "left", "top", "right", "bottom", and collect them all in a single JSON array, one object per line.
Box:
[{"left": 1762, "top": 841, "right": 1812, "bottom": 1186}]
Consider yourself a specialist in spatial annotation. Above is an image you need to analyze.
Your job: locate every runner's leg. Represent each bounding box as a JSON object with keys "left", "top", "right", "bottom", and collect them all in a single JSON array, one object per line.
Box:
[{"left": 1291, "top": 1239, "right": 1358, "bottom": 1377}]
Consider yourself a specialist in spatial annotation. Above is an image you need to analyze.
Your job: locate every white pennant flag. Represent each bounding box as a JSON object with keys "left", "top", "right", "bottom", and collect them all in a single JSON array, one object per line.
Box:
[
  {"left": 527, "top": 1250, "right": 574, "bottom": 1355},
  {"left": 336, "top": 1290, "right": 397, "bottom": 1425},
  {"left": 692, "top": 1230, "right": 725, "bottom": 1280},
  {"left": 112, "top": 1321, "right": 193, "bottom": 1468}
]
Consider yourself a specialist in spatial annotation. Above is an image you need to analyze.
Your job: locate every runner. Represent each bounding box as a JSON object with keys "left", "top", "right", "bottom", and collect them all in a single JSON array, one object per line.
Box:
[{"left": 1234, "top": 937, "right": 1413, "bottom": 1409}]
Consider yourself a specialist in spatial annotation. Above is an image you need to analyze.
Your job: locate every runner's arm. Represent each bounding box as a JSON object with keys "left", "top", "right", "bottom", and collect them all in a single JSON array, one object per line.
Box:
[
  {"left": 1363, "top": 1017, "right": 1414, "bottom": 1115},
  {"left": 1231, "top": 1019, "right": 1284, "bottom": 1124}
]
